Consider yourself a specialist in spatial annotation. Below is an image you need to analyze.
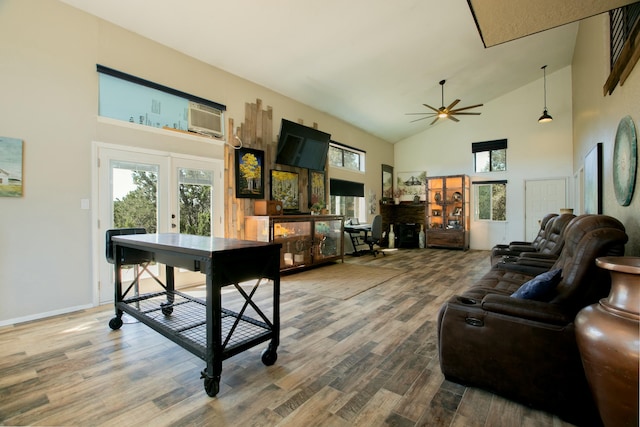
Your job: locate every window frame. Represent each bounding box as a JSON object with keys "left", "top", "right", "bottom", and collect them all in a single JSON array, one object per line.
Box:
[
  {"left": 472, "top": 139, "right": 507, "bottom": 173},
  {"left": 328, "top": 141, "right": 366, "bottom": 172},
  {"left": 474, "top": 180, "right": 507, "bottom": 222}
]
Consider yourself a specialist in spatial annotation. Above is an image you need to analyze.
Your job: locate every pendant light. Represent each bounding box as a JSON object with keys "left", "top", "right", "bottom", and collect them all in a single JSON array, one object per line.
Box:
[{"left": 538, "top": 65, "right": 553, "bottom": 123}]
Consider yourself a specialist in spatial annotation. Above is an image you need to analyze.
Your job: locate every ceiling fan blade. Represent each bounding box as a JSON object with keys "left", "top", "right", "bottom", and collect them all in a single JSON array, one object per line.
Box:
[
  {"left": 430, "top": 116, "right": 440, "bottom": 125},
  {"left": 409, "top": 116, "right": 433, "bottom": 123},
  {"left": 405, "top": 112, "right": 433, "bottom": 115},
  {"left": 452, "top": 112, "right": 481, "bottom": 115},
  {"left": 446, "top": 99, "right": 461, "bottom": 111},
  {"left": 451, "top": 103, "right": 483, "bottom": 113},
  {"left": 422, "top": 104, "right": 441, "bottom": 113},
  {"left": 447, "top": 115, "right": 460, "bottom": 122}
]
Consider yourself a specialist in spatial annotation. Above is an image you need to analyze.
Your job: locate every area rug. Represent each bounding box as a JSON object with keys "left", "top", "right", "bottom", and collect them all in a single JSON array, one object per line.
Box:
[{"left": 282, "top": 262, "right": 404, "bottom": 300}]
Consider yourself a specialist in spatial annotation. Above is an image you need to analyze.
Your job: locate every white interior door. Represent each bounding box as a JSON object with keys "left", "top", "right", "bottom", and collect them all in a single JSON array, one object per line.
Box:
[
  {"left": 95, "top": 144, "right": 222, "bottom": 304},
  {"left": 524, "top": 178, "right": 567, "bottom": 241}
]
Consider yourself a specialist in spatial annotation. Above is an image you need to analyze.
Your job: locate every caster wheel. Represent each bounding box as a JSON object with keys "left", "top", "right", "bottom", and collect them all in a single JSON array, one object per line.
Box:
[
  {"left": 202, "top": 375, "right": 219, "bottom": 397},
  {"left": 261, "top": 348, "right": 277, "bottom": 366},
  {"left": 109, "top": 317, "right": 123, "bottom": 330},
  {"left": 160, "top": 302, "right": 173, "bottom": 316}
]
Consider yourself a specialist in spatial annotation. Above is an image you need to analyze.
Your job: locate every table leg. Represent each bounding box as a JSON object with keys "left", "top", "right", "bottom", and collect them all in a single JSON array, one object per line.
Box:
[
  {"left": 160, "top": 264, "right": 175, "bottom": 315},
  {"left": 109, "top": 246, "right": 124, "bottom": 330},
  {"left": 202, "top": 260, "right": 222, "bottom": 397}
]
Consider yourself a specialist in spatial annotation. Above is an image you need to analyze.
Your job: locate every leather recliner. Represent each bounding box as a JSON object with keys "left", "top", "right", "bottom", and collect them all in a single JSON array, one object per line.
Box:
[
  {"left": 493, "top": 213, "right": 576, "bottom": 272},
  {"left": 437, "top": 215, "right": 628, "bottom": 426},
  {"left": 489, "top": 213, "right": 558, "bottom": 266}
]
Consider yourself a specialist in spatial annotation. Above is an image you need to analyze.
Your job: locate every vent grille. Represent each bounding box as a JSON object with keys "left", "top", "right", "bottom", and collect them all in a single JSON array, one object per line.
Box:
[{"left": 188, "top": 102, "right": 223, "bottom": 137}]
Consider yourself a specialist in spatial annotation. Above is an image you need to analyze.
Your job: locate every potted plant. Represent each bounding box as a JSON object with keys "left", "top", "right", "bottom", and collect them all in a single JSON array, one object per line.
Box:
[
  {"left": 393, "top": 188, "right": 404, "bottom": 204},
  {"left": 311, "top": 200, "right": 326, "bottom": 215}
]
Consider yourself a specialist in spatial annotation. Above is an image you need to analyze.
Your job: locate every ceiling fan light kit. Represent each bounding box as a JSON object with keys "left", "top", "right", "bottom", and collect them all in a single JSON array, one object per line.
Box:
[
  {"left": 538, "top": 65, "right": 553, "bottom": 123},
  {"left": 406, "top": 80, "right": 483, "bottom": 125}
]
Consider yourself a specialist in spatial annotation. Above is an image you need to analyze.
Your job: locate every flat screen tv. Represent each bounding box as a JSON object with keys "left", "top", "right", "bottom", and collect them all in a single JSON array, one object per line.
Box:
[{"left": 275, "top": 119, "right": 331, "bottom": 171}]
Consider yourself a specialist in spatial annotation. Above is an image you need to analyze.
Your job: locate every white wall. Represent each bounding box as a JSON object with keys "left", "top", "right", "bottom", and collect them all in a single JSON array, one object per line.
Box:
[
  {"left": 394, "top": 67, "right": 574, "bottom": 250},
  {"left": 0, "top": 0, "right": 392, "bottom": 325},
  {"left": 572, "top": 14, "right": 640, "bottom": 256}
]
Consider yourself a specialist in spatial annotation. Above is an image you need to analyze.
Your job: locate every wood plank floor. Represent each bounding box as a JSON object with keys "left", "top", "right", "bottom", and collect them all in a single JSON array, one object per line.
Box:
[{"left": 0, "top": 248, "right": 577, "bottom": 426}]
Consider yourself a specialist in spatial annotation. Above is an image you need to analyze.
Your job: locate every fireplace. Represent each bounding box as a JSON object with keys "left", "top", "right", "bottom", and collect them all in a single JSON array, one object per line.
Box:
[{"left": 397, "top": 223, "right": 420, "bottom": 248}]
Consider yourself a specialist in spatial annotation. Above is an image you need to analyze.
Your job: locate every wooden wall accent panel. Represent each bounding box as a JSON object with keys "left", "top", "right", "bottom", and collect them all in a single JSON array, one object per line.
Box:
[
  {"left": 225, "top": 99, "right": 274, "bottom": 239},
  {"left": 224, "top": 99, "right": 320, "bottom": 239}
]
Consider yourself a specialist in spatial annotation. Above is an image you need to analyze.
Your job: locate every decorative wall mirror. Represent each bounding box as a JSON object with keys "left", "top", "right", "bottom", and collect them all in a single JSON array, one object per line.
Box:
[{"left": 382, "top": 164, "right": 393, "bottom": 203}]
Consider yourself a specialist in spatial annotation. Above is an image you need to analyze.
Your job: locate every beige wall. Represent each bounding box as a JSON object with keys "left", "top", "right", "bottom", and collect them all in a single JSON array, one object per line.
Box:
[
  {"left": 0, "top": 0, "right": 392, "bottom": 324},
  {"left": 572, "top": 14, "right": 640, "bottom": 256}
]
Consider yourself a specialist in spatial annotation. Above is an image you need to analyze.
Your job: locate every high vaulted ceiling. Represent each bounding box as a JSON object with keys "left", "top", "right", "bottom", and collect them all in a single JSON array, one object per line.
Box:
[{"left": 59, "top": 0, "right": 624, "bottom": 142}]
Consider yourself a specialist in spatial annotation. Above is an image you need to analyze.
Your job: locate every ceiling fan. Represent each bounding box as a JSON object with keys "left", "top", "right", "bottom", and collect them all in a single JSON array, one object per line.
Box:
[{"left": 407, "top": 80, "right": 483, "bottom": 125}]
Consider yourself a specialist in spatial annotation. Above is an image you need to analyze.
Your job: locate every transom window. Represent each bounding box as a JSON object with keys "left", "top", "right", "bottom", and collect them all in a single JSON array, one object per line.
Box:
[
  {"left": 328, "top": 142, "right": 365, "bottom": 172},
  {"left": 472, "top": 139, "right": 507, "bottom": 173}
]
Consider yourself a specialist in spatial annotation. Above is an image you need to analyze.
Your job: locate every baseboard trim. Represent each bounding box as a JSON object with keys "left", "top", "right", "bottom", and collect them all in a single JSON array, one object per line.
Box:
[{"left": 0, "top": 303, "right": 95, "bottom": 328}]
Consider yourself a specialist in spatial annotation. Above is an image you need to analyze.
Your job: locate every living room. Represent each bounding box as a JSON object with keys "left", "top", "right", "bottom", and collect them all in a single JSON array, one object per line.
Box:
[{"left": 0, "top": 0, "right": 638, "bottom": 425}]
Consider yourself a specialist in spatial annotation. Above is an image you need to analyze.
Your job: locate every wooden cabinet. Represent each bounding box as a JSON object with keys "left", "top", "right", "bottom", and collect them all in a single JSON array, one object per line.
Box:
[
  {"left": 426, "top": 175, "right": 470, "bottom": 250},
  {"left": 245, "top": 215, "right": 344, "bottom": 272}
]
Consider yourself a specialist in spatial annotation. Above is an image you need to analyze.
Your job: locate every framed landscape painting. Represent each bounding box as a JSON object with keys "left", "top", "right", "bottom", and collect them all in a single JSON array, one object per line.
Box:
[
  {"left": 271, "top": 170, "right": 299, "bottom": 211},
  {"left": 0, "top": 136, "right": 23, "bottom": 197},
  {"left": 235, "top": 147, "right": 264, "bottom": 199},
  {"left": 396, "top": 171, "right": 427, "bottom": 201},
  {"left": 309, "top": 170, "right": 325, "bottom": 208}
]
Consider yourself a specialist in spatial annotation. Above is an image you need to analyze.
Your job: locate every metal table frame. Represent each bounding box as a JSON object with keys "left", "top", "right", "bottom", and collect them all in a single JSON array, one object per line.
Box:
[{"left": 108, "top": 233, "right": 281, "bottom": 397}]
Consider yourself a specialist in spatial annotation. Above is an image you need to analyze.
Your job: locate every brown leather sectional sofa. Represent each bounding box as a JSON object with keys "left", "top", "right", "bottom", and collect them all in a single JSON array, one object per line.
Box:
[
  {"left": 489, "top": 212, "right": 575, "bottom": 266},
  {"left": 437, "top": 214, "right": 628, "bottom": 426}
]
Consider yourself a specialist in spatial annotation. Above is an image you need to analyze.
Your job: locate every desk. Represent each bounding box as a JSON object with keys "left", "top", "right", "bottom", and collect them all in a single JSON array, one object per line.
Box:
[
  {"left": 109, "top": 233, "right": 281, "bottom": 397},
  {"left": 344, "top": 224, "right": 371, "bottom": 255}
]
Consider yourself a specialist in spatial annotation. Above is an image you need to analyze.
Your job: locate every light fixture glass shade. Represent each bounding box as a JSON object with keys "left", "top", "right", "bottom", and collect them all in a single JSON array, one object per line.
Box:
[{"left": 538, "top": 109, "right": 553, "bottom": 123}]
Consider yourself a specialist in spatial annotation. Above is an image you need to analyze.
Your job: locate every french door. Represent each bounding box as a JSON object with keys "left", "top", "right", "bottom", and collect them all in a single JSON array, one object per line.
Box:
[{"left": 96, "top": 144, "right": 223, "bottom": 304}]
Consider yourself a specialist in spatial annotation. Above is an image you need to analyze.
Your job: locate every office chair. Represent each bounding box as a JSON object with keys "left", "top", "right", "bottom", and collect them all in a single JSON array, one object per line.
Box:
[
  {"left": 105, "top": 228, "right": 161, "bottom": 302},
  {"left": 364, "top": 215, "right": 385, "bottom": 257}
]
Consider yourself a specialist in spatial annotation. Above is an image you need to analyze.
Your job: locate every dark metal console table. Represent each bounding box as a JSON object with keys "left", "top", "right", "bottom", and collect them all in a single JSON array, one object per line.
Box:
[{"left": 108, "top": 233, "right": 281, "bottom": 397}]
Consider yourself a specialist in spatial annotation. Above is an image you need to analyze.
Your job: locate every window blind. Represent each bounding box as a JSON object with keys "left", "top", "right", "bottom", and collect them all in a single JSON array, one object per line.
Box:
[
  {"left": 472, "top": 139, "right": 507, "bottom": 153},
  {"left": 330, "top": 179, "right": 364, "bottom": 197},
  {"left": 472, "top": 180, "right": 507, "bottom": 185}
]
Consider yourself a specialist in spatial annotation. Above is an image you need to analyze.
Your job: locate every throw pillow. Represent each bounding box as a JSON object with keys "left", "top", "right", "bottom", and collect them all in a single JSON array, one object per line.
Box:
[{"left": 511, "top": 268, "right": 562, "bottom": 301}]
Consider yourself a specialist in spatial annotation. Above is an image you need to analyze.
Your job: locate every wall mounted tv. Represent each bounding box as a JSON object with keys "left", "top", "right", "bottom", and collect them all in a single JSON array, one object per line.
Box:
[{"left": 275, "top": 119, "right": 331, "bottom": 171}]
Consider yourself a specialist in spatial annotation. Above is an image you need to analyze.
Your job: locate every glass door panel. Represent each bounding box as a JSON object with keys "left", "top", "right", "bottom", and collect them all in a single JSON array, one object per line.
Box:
[
  {"left": 178, "top": 167, "right": 213, "bottom": 236},
  {"left": 97, "top": 147, "right": 223, "bottom": 304}
]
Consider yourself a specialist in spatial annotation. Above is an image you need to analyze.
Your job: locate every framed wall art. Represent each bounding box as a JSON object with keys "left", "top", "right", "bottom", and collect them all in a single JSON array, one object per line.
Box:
[
  {"left": 584, "top": 142, "right": 603, "bottom": 214},
  {"left": 382, "top": 164, "right": 393, "bottom": 202},
  {"left": 309, "top": 170, "right": 325, "bottom": 208},
  {"left": 271, "top": 170, "right": 299, "bottom": 211},
  {"left": 396, "top": 171, "right": 427, "bottom": 201},
  {"left": 0, "top": 136, "right": 23, "bottom": 197},
  {"left": 235, "top": 147, "right": 264, "bottom": 199}
]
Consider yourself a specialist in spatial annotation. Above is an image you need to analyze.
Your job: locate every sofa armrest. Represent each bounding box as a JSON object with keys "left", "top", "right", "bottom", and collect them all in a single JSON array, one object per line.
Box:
[
  {"left": 518, "top": 252, "right": 558, "bottom": 260},
  {"left": 495, "top": 260, "right": 550, "bottom": 276},
  {"left": 509, "top": 240, "right": 532, "bottom": 246},
  {"left": 481, "top": 294, "right": 571, "bottom": 325},
  {"left": 508, "top": 244, "right": 537, "bottom": 252}
]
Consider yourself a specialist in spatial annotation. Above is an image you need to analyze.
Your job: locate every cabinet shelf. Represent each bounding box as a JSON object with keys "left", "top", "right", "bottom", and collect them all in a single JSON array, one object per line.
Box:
[{"left": 426, "top": 175, "right": 469, "bottom": 250}]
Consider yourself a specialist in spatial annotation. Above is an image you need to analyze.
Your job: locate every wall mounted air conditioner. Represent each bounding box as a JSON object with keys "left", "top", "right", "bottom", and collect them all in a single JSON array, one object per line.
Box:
[{"left": 188, "top": 101, "right": 224, "bottom": 138}]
